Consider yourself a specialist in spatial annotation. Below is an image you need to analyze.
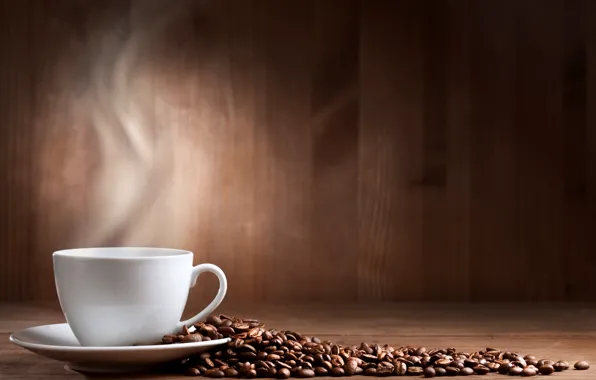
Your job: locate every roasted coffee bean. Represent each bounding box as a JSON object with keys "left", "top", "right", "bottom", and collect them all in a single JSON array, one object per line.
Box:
[
  {"left": 330, "top": 367, "right": 344, "bottom": 377},
  {"left": 224, "top": 368, "right": 238, "bottom": 377},
  {"left": 407, "top": 367, "right": 423, "bottom": 376},
  {"left": 539, "top": 364, "right": 555, "bottom": 375},
  {"left": 575, "top": 360, "right": 590, "bottom": 370},
  {"left": 537, "top": 359, "right": 554, "bottom": 367},
  {"left": 525, "top": 359, "right": 537, "bottom": 366},
  {"left": 395, "top": 362, "right": 407, "bottom": 376},
  {"left": 498, "top": 362, "right": 512, "bottom": 375},
  {"left": 343, "top": 358, "right": 359, "bottom": 376},
  {"left": 314, "top": 367, "right": 328, "bottom": 376},
  {"left": 473, "top": 365, "right": 490, "bottom": 375},
  {"left": 277, "top": 368, "right": 291, "bottom": 379},
  {"left": 217, "top": 326, "right": 235, "bottom": 336},
  {"left": 509, "top": 366, "right": 523, "bottom": 376},
  {"left": 452, "top": 360, "right": 464, "bottom": 370},
  {"left": 460, "top": 367, "right": 473, "bottom": 376},
  {"left": 445, "top": 366, "right": 460, "bottom": 376},
  {"left": 296, "top": 368, "right": 315, "bottom": 378},
  {"left": 247, "top": 369, "right": 257, "bottom": 378},
  {"left": 206, "top": 369, "right": 225, "bottom": 378},
  {"left": 553, "top": 360, "right": 569, "bottom": 371},
  {"left": 434, "top": 367, "right": 447, "bottom": 376},
  {"left": 487, "top": 362, "right": 500, "bottom": 372},
  {"left": 522, "top": 367, "right": 537, "bottom": 376},
  {"left": 423, "top": 367, "right": 436, "bottom": 378},
  {"left": 185, "top": 367, "right": 201, "bottom": 376},
  {"left": 364, "top": 367, "right": 376, "bottom": 376},
  {"left": 435, "top": 358, "right": 451, "bottom": 367},
  {"left": 255, "top": 367, "right": 269, "bottom": 377},
  {"left": 181, "top": 334, "right": 203, "bottom": 343}
]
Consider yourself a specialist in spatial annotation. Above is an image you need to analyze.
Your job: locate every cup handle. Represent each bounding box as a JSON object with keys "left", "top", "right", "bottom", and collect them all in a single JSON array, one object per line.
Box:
[{"left": 177, "top": 263, "right": 227, "bottom": 330}]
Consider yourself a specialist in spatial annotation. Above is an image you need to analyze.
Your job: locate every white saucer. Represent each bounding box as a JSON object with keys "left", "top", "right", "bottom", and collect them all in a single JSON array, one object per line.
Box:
[{"left": 9, "top": 323, "right": 231, "bottom": 374}]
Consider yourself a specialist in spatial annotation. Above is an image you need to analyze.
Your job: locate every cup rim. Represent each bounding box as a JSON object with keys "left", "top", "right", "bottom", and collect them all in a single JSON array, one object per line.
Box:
[{"left": 53, "top": 247, "right": 192, "bottom": 260}]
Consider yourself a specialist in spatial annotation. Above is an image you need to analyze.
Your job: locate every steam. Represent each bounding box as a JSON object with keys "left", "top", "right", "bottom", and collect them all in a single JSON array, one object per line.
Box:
[{"left": 74, "top": 1, "right": 204, "bottom": 248}]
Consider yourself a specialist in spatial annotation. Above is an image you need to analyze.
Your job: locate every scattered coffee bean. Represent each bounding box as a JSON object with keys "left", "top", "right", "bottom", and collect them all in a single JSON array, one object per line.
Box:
[
  {"left": 185, "top": 367, "right": 201, "bottom": 376},
  {"left": 297, "top": 369, "right": 315, "bottom": 378},
  {"left": 330, "top": 367, "right": 344, "bottom": 377},
  {"left": 434, "top": 367, "right": 446, "bottom": 376},
  {"left": 445, "top": 366, "right": 460, "bottom": 376},
  {"left": 181, "top": 334, "right": 203, "bottom": 343},
  {"left": 460, "top": 367, "right": 474, "bottom": 376},
  {"left": 522, "top": 367, "right": 537, "bottom": 376},
  {"left": 224, "top": 368, "right": 239, "bottom": 377},
  {"left": 575, "top": 360, "right": 590, "bottom": 370},
  {"left": 509, "top": 366, "right": 523, "bottom": 376},
  {"left": 423, "top": 367, "right": 435, "bottom": 378},
  {"left": 277, "top": 368, "right": 291, "bottom": 379},
  {"left": 537, "top": 359, "right": 554, "bottom": 368},
  {"left": 206, "top": 369, "right": 225, "bottom": 378},
  {"left": 407, "top": 366, "right": 423, "bottom": 376},
  {"left": 539, "top": 364, "right": 555, "bottom": 375},
  {"left": 167, "top": 315, "right": 588, "bottom": 378},
  {"left": 498, "top": 362, "right": 512, "bottom": 374},
  {"left": 553, "top": 360, "right": 569, "bottom": 371}
]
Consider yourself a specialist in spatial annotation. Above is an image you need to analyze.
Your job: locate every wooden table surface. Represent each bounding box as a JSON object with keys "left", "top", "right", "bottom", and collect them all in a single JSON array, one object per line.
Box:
[{"left": 2, "top": 303, "right": 596, "bottom": 379}]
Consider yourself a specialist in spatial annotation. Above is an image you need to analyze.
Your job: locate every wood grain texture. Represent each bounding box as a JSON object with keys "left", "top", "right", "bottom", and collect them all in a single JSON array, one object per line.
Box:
[
  {"left": 1, "top": 0, "right": 596, "bottom": 303},
  {"left": 2, "top": 303, "right": 596, "bottom": 379}
]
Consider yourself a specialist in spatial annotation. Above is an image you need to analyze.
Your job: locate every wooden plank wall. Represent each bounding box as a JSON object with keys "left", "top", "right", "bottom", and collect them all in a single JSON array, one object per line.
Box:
[{"left": 0, "top": 0, "right": 595, "bottom": 304}]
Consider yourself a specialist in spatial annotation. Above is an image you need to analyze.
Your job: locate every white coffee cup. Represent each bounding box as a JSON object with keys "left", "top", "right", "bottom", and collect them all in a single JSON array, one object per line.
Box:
[{"left": 53, "top": 247, "right": 227, "bottom": 347}]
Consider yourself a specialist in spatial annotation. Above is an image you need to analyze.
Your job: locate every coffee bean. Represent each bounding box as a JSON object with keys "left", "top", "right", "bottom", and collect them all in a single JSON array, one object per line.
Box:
[
  {"left": 509, "top": 366, "right": 523, "bottom": 376},
  {"left": 451, "top": 360, "right": 464, "bottom": 370},
  {"left": 525, "top": 359, "right": 537, "bottom": 366},
  {"left": 537, "top": 359, "right": 554, "bottom": 367},
  {"left": 344, "top": 358, "right": 359, "bottom": 376},
  {"left": 330, "top": 367, "right": 344, "bottom": 377},
  {"left": 277, "top": 368, "right": 291, "bottom": 379},
  {"left": 434, "top": 367, "right": 446, "bottom": 376},
  {"left": 217, "top": 326, "right": 235, "bottom": 337},
  {"left": 487, "top": 362, "right": 500, "bottom": 372},
  {"left": 498, "top": 362, "right": 512, "bottom": 375},
  {"left": 575, "top": 360, "right": 590, "bottom": 370},
  {"left": 473, "top": 365, "right": 489, "bottom": 375},
  {"left": 185, "top": 367, "right": 201, "bottom": 376},
  {"left": 297, "top": 368, "right": 315, "bottom": 378},
  {"left": 206, "top": 369, "right": 225, "bottom": 378},
  {"left": 395, "top": 362, "right": 407, "bottom": 376},
  {"left": 423, "top": 367, "right": 436, "bottom": 378},
  {"left": 314, "top": 367, "right": 328, "bottom": 376},
  {"left": 539, "top": 364, "right": 554, "bottom": 375},
  {"left": 206, "top": 315, "right": 223, "bottom": 327},
  {"left": 460, "top": 367, "right": 474, "bottom": 376},
  {"left": 247, "top": 369, "right": 257, "bottom": 378},
  {"left": 181, "top": 334, "right": 203, "bottom": 343},
  {"left": 553, "top": 360, "right": 569, "bottom": 371},
  {"left": 364, "top": 367, "right": 376, "bottom": 376},
  {"left": 522, "top": 367, "right": 537, "bottom": 377},
  {"left": 445, "top": 366, "right": 460, "bottom": 376},
  {"left": 407, "top": 367, "right": 423, "bottom": 376},
  {"left": 224, "top": 368, "right": 238, "bottom": 377}
]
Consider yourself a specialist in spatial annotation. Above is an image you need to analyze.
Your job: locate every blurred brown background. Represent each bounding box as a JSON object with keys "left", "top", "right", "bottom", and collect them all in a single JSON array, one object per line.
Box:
[{"left": 0, "top": 0, "right": 595, "bottom": 305}]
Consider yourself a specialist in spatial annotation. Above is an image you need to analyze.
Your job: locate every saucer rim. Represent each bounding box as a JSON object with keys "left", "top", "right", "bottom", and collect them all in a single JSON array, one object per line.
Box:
[{"left": 9, "top": 323, "right": 231, "bottom": 352}]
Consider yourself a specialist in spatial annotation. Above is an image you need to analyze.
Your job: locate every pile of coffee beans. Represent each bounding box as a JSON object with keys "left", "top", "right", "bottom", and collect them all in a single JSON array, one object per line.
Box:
[{"left": 161, "top": 315, "right": 589, "bottom": 378}]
